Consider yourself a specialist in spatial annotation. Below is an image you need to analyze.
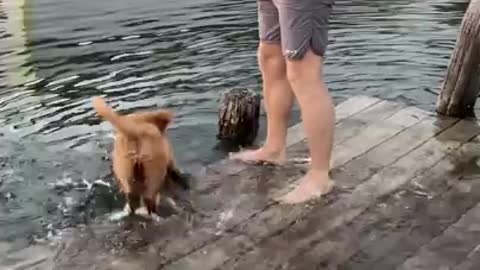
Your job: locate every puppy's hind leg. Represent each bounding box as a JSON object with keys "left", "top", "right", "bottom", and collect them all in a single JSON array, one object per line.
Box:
[
  {"left": 145, "top": 199, "right": 156, "bottom": 216},
  {"left": 144, "top": 195, "right": 157, "bottom": 216},
  {"left": 126, "top": 193, "right": 141, "bottom": 215}
]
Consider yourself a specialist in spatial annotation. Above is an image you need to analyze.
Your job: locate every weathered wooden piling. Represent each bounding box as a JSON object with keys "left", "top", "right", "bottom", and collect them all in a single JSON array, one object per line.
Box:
[
  {"left": 436, "top": 0, "right": 480, "bottom": 117},
  {"left": 217, "top": 87, "right": 261, "bottom": 145}
]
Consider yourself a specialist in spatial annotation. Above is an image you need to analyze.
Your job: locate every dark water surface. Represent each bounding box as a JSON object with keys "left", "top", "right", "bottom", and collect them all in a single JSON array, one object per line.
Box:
[{"left": 0, "top": 0, "right": 469, "bottom": 261}]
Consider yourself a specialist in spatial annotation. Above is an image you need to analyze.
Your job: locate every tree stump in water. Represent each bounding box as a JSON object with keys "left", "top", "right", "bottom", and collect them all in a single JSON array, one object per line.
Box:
[
  {"left": 217, "top": 87, "right": 261, "bottom": 145},
  {"left": 436, "top": 0, "right": 480, "bottom": 117}
]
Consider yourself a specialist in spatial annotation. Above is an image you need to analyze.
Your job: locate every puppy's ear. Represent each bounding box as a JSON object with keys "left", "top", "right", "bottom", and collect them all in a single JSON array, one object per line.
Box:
[{"left": 146, "top": 110, "right": 174, "bottom": 133}]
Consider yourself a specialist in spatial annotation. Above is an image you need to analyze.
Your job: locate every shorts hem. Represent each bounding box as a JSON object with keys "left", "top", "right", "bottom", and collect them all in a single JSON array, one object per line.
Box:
[
  {"left": 259, "top": 38, "right": 281, "bottom": 45},
  {"left": 284, "top": 45, "right": 327, "bottom": 61}
]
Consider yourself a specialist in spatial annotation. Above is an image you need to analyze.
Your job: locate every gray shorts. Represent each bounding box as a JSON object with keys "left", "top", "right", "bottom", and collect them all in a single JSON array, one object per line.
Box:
[{"left": 257, "top": 0, "right": 334, "bottom": 60}]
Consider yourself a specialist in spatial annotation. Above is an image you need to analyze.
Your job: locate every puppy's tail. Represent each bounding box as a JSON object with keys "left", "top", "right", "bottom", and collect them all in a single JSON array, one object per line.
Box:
[{"left": 92, "top": 97, "right": 147, "bottom": 138}]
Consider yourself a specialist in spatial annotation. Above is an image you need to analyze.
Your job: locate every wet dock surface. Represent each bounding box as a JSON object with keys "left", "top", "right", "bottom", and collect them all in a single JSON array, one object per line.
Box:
[{"left": 4, "top": 95, "right": 480, "bottom": 270}]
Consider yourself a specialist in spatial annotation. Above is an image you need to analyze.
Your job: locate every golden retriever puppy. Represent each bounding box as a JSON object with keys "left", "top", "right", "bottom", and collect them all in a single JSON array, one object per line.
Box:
[{"left": 92, "top": 97, "right": 187, "bottom": 216}]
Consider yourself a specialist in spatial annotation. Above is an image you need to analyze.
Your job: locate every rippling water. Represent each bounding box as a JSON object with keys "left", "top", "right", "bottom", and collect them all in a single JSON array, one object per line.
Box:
[{"left": 0, "top": 0, "right": 469, "bottom": 258}]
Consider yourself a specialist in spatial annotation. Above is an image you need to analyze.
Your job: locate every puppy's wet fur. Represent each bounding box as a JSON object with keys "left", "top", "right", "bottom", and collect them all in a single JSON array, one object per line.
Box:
[{"left": 92, "top": 97, "right": 188, "bottom": 216}]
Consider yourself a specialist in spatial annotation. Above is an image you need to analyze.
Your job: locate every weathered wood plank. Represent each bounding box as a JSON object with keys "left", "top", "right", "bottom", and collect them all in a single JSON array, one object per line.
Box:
[
  {"left": 286, "top": 95, "right": 382, "bottom": 147},
  {"left": 332, "top": 100, "right": 405, "bottom": 146},
  {"left": 158, "top": 104, "right": 428, "bottom": 269},
  {"left": 1, "top": 244, "right": 53, "bottom": 270},
  {"left": 217, "top": 119, "right": 480, "bottom": 270},
  {"left": 196, "top": 98, "right": 398, "bottom": 202},
  {"left": 239, "top": 106, "right": 443, "bottom": 241},
  {"left": 162, "top": 234, "right": 253, "bottom": 270},
  {"left": 289, "top": 99, "right": 406, "bottom": 160},
  {"left": 161, "top": 114, "right": 461, "bottom": 270},
  {"left": 279, "top": 120, "right": 470, "bottom": 270},
  {"left": 397, "top": 199, "right": 480, "bottom": 270},
  {"left": 333, "top": 115, "right": 457, "bottom": 190},
  {"left": 335, "top": 95, "right": 383, "bottom": 120},
  {"left": 332, "top": 105, "right": 429, "bottom": 168},
  {"left": 283, "top": 105, "right": 432, "bottom": 200},
  {"left": 155, "top": 165, "right": 306, "bottom": 268},
  {"left": 153, "top": 98, "right": 396, "bottom": 268},
  {"left": 155, "top": 99, "right": 404, "bottom": 268},
  {"left": 454, "top": 244, "right": 480, "bottom": 270},
  {"left": 290, "top": 142, "right": 480, "bottom": 270}
]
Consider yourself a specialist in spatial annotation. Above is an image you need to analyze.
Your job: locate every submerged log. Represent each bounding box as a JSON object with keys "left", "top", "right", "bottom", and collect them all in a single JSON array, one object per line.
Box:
[
  {"left": 217, "top": 87, "right": 261, "bottom": 145},
  {"left": 436, "top": 0, "right": 480, "bottom": 117}
]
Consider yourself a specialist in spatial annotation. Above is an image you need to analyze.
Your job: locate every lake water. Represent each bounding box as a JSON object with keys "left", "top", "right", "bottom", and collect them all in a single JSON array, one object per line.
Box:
[{"left": 0, "top": 0, "right": 469, "bottom": 261}]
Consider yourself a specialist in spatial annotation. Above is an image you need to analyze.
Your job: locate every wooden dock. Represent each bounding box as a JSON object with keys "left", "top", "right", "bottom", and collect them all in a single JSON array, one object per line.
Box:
[{"left": 23, "top": 95, "right": 480, "bottom": 269}]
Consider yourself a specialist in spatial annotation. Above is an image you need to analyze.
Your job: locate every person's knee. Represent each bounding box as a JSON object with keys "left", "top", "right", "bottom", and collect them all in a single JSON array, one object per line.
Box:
[
  {"left": 258, "top": 42, "right": 283, "bottom": 62},
  {"left": 286, "top": 50, "right": 324, "bottom": 86},
  {"left": 258, "top": 42, "right": 286, "bottom": 78}
]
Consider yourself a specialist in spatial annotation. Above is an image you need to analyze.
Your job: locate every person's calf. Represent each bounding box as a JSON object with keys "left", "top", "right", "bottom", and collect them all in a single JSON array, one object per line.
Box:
[{"left": 285, "top": 50, "right": 334, "bottom": 171}]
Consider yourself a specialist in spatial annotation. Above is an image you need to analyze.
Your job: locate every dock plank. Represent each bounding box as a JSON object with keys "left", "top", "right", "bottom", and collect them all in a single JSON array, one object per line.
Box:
[
  {"left": 333, "top": 115, "right": 457, "bottom": 190},
  {"left": 236, "top": 108, "right": 455, "bottom": 242},
  {"left": 163, "top": 235, "right": 253, "bottom": 270},
  {"left": 454, "top": 244, "right": 480, "bottom": 270},
  {"left": 217, "top": 119, "right": 480, "bottom": 270},
  {"left": 273, "top": 123, "right": 477, "bottom": 270},
  {"left": 333, "top": 105, "right": 429, "bottom": 168},
  {"left": 397, "top": 200, "right": 480, "bottom": 270},
  {"left": 158, "top": 98, "right": 401, "bottom": 268},
  {"left": 162, "top": 115, "right": 468, "bottom": 270},
  {"left": 287, "top": 95, "right": 382, "bottom": 151},
  {"left": 327, "top": 99, "right": 404, "bottom": 147},
  {"left": 294, "top": 142, "right": 480, "bottom": 270},
  {"left": 159, "top": 103, "right": 424, "bottom": 269},
  {"left": 288, "top": 99, "right": 405, "bottom": 162}
]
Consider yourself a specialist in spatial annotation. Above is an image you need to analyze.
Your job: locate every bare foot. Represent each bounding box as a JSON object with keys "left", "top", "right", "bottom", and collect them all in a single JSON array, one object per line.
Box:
[
  {"left": 291, "top": 156, "right": 334, "bottom": 169},
  {"left": 276, "top": 169, "right": 334, "bottom": 204},
  {"left": 229, "top": 147, "right": 286, "bottom": 165}
]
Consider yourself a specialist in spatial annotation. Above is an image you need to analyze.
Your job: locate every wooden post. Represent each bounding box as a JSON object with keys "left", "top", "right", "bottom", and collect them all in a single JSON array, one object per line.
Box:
[
  {"left": 217, "top": 87, "right": 261, "bottom": 146},
  {"left": 1, "top": 0, "right": 37, "bottom": 88},
  {"left": 436, "top": 0, "right": 480, "bottom": 118}
]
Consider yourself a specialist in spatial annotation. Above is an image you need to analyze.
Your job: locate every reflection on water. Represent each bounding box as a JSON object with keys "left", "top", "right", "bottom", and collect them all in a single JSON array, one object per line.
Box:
[{"left": 0, "top": 0, "right": 470, "bottom": 258}]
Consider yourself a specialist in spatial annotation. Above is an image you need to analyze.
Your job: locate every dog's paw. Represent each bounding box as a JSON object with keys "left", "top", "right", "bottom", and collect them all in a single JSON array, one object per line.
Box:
[{"left": 108, "top": 207, "right": 130, "bottom": 221}]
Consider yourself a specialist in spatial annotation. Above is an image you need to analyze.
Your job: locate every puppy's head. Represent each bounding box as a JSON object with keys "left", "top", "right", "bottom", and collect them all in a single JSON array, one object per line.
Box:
[{"left": 92, "top": 96, "right": 115, "bottom": 119}]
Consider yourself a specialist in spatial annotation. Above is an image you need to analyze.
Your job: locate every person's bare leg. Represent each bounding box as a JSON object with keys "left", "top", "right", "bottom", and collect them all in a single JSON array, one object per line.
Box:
[
  {"left": 278, "top": 49, "right": 335, "bottom": 204},
  {"left": 229, "top": 42, "right": 294, "bottom": 164}
]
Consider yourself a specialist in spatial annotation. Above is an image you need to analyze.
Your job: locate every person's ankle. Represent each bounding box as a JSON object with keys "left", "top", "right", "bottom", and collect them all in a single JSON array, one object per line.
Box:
[
  {"left": 260, "top": 145, "right": 285, "bottom": 157},
  {"left": 307, "top": 167, "right": 330, "bottom": 177}
]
